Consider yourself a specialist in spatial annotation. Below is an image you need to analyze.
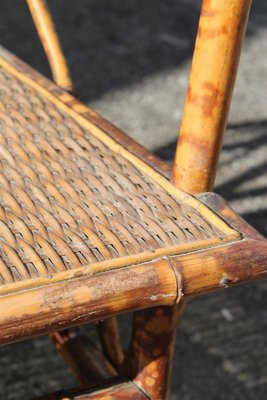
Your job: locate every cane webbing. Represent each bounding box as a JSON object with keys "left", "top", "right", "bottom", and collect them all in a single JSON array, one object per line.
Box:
[{"left": 0, "top": 57, "right": 239, "bottom": 291}]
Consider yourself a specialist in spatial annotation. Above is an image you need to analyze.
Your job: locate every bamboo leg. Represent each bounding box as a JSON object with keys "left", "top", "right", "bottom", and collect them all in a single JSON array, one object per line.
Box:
[
  {"left": 49, "top": 330, "right": 116, "bottom": 384},
  {"left": 127, "top": 302, "right": 185, "bottom": 400},
  {"left": 97, "top": 318, "right": 124, "bottom": 369},
  {"left": 128, "top": 1, "right": 252, "bottom": 399},
  {"left": 26, "top": 0, "right": 72, "bottom": 91}
]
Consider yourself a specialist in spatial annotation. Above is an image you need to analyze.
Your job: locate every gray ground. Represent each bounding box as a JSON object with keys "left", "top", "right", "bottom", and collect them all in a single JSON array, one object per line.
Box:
[{"left": 0, "top": 0, "right": 267, "bottom": 398}]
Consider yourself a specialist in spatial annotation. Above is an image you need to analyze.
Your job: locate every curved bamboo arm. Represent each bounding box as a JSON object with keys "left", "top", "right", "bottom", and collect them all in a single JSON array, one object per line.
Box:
[{"left": 27, "top": 0, "right": 73, "bottom": 92}]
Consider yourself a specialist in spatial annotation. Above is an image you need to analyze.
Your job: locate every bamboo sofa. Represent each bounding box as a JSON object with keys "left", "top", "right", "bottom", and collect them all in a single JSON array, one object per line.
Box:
[{"left": 0, "top": 1, "right": 266, "bottom": 399}]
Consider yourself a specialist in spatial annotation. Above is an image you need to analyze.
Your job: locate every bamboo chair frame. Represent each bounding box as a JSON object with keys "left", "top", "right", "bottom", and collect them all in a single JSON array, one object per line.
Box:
[{"left": 0, "top": 0, "right": 265, "bottom": 399}]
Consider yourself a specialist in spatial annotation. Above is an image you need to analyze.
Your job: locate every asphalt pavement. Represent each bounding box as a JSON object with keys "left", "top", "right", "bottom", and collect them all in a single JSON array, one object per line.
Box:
[{"left": 0, "top": 1, "right": 267, "bottom": 398}]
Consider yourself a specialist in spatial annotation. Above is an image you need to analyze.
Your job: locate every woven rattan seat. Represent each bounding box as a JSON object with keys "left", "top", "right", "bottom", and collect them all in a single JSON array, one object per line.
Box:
[
  {"left": 1, "top": 42, "right": 267, "bottom": 361},
  {"left": 0, "top": 52, "right": 239, "bottom": 290}
]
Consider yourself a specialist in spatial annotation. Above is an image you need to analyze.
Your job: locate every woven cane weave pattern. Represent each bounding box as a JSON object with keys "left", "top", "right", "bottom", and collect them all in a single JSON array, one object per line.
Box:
[{"left": 0, "top": 66, "right": 224, "bottom": 285}]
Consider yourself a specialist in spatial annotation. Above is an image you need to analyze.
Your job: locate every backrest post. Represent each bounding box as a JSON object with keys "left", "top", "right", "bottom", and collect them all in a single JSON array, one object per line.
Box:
[
  {"left": 172, "top": 0, "right": 252, "bottom": 193},
  {"left": 27, "top": 0, "right": 73, "bottom": 92}
]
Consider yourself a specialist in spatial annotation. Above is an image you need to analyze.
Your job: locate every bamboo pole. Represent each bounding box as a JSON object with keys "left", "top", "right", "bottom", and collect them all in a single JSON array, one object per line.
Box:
[
  {"left": 27, "top": 0, "right": 72, "bottom": 91},
  {"left": 173, "top": 0, "right": 252, "bottom": 193},
  {"left": 97, "top": 319, "right": 124, "bottom": 369},
  {"left": 49, "top": 330, "right": 116, "bottom": 384}
]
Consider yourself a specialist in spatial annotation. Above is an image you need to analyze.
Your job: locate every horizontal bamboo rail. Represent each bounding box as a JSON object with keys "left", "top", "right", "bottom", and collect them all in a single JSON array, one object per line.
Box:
[
  {"left": 0, "top": 260, "right": 177, "bottom": 345},
  {"left": 1, "top": 233, "right": 267, "bottom": 346},
  {"left": 35, "top": 378, "right": 147, "bottom": 400}
]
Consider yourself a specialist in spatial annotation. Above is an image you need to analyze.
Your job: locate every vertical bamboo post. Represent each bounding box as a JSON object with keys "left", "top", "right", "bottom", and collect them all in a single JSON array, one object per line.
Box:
[
  {"left": 127, "top": 302, "right": 185, "bottom": 400},
  {"left": 173, "top": 0, "right": 252, "bottom": 193},
  {"left": 49, "top": 330, "right": 116, "bottom": 384},
  {"left": 128, "top": 1, "right": 252, "bottom": 399},
  {"left": 27, "top": 0, "right": 73, "bottom": 92}
]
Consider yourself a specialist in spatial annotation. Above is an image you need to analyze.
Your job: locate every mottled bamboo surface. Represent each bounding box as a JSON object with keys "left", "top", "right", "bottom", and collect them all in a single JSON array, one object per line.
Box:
[{"left": 0, "top": 0, "right": 267, "bottom": 399}]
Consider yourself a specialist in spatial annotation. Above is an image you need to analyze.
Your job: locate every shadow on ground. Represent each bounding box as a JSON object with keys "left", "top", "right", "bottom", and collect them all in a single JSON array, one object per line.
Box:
[{"left": 0, "top": 0, "right": 266, "bottom": 101}]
